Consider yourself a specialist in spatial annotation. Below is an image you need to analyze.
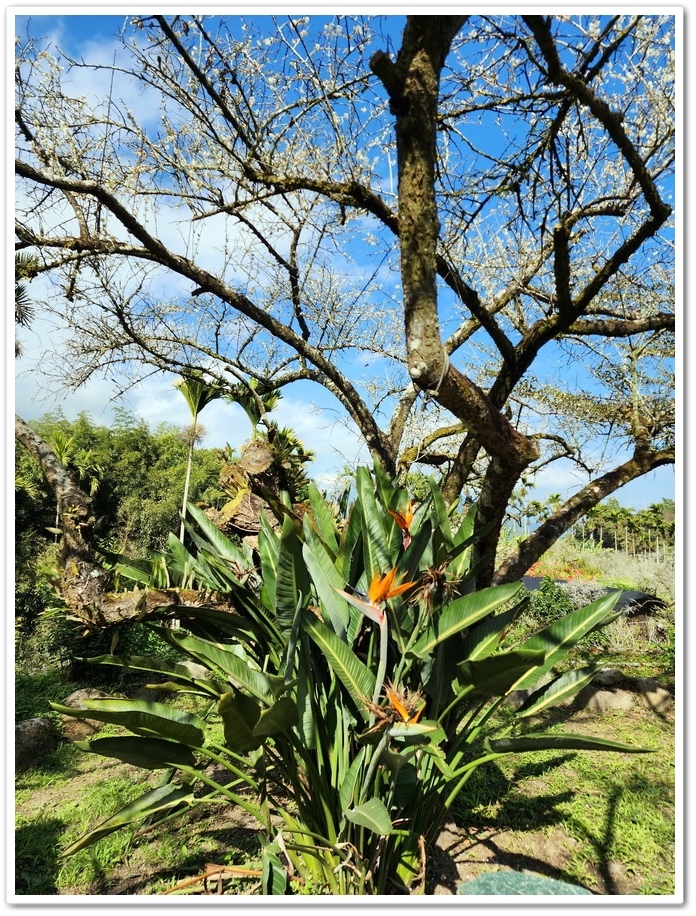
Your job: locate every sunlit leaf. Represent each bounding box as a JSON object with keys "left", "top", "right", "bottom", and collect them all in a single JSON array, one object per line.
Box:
[
  {"left": 50, "top": 698, "right": 206, "bottom": 747},
  {"left": 410, "top": 582, "right": 523, "bottom": 658},
  {"left": 512, "top": 592, "right": 621, "bottom": 691},
  {"left": 302, "top": 611, "right": 375, "bottom": 721},
  {"left": 276, "top": 514, "right": 311, "bottom": 633},
  {"left": 59, "top": 783, "right": 194, "bottom": 857},
  {"left": 515, "top": 663, "right": 605, "bottom": 717},
  {"left": 252, "top": 696, "right": 298, "bottom": 737},
  {"left": 344, "top": 798, "right": 393, "bottom": 835},
  {"left": 457, "top": 649, "right": 546, "bottom": 697}
]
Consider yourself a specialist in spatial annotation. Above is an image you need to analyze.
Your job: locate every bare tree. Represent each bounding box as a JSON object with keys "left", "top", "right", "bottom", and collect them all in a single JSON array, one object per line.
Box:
[{"left": 15, "top": 13, "right": 676, "bottom": 588}]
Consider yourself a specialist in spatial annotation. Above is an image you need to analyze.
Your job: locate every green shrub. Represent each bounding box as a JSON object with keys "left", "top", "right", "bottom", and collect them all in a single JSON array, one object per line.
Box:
[
  {"left": 55, "top": 467, "right": 646, "bottom": 895},
  {"left": 527, "top": 577, "right": 576, "bottom": 624}
]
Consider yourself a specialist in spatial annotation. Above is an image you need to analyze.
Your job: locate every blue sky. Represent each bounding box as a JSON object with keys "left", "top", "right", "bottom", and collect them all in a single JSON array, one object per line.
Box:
[{"left": 11, "top": 9, "right": 679, "bottom": 511}]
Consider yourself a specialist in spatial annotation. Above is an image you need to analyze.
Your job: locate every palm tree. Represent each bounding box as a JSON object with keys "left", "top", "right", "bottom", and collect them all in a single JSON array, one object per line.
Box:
[
  {"left": 175, "top": 373, "right": 225, "bottom": 542},
  {"left": 15, "top": 252, "right": 39, "bottom": 356},
  {"left": 226, "top": 379, "right": 281, "bottom": 437}
]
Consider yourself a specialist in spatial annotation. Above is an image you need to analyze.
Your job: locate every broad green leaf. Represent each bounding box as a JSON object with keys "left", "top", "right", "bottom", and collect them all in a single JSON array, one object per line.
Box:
[
  {"left": 115, "top": 562, "right": 152, "bottom": 585},
  {"left": 302, "top": 517, "right": 350, "bottom": 638},
  {"left": 339, "top": 748, "right": 367, "bottom": 813},
  {"left": 218, "top": 690, "right": 263, "bottom": 753},
  {"left": 295, "top": 639, "right": 317, "bottom": 749},
  {"left": 356, "top": 467, "right": 390, "bottom": 573},
  {"left": 302, "top": 611, "right": 375, "bottom": 722},
  {"left": 515, "top": 664, "right": 606, "bottom": 717},
  {"left": 389, "top": 719, "right": 445, "bottom": 742},
  {"left": 253, "top": 696, "right": 298, "bottom": 737},
  {"left": 185, "top": 501, "right": 254, "bottom": 566},
  {"left": 392, "top": 759, "right": 418, "bottom": 806},
  {"left": 166, "top": 530, "right": 192, "bottom": 564},
  {"left": 511, "top": 592, "right": 621, "bottom": 691},
  {"left": 457, "top": 649, "right": 547, "bottom": 697},
  {"left": 400, "top": 519, "right": 433, "bottom": 584},
  {"left": 341, "top": 502, "right": 364, "bottom": 585},
  {"left": 276, "top": 514, "right": 311, "bottom": 633},
  {"left": 162, "top": 630, "right": 277, "bottom": 703},
  {"left": 258, "top": 513, "right": 280, "bottom": 610},
  {"left": 379, "top": 745, "right": 419, "bottom": 777},
  {"left": 307, "top": 481, "right": 339, "bottom": 555},
  {"left": 74, "top": 735, "right": 197, "bottom": 769},
  {"left": 485, "top": 732, "right": 654, "bottom": 754},
  {"left": 157, "top": 604, "right": 264, "bottom": 646},
  {"left": 460, "top": 599, "right": 527, "bottom": 662},
  {"left": 81, "top": 652, "right": 225, "bottom": 699},
  {"left": 60, "top": 783, "right": 194, "bottom": 857},
  {"left": 410, "top": 582, "right": 522, "bottom": 658},
  {"left": 262, "top": 844, "right": 288, "bottom": 895},
  {"left": 50, "top": 699, "right": 206, "bottom": 747},
  {"left": 344, "top": 798, "right": 393, "bottom": 835},
  {"left": 447, "top": 538, "right": 476, "bottom": 583},
  {"left": 453, "top": 502, "right": 476, "bottom": 546},
  {"left": 427, "top": 476, "right": 454, "bottom": 545},
  {"left": 372, "top": 459, "right": 397, "bottom": 512}
]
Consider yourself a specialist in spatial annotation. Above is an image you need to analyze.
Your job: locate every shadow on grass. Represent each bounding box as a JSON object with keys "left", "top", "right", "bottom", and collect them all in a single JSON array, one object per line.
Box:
[
  {"left": 15, "top": 818, "right": 64, "bottom": 895},
  {"left": 104, "top": 824, "right": 263, "bottom": 895},
  {"left": 442, "top": 756, "right": 646, "bottom": 895},
  {"left": 429, "top": 756, "right": 591, "bottom": 894},
  {"left": 453, "top": 754, "right": 577, "bottom": 827}
]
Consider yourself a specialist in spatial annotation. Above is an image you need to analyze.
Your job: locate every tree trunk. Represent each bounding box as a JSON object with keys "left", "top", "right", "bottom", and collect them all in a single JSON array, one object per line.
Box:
[
  {"left": 371, "top": 17, "right": 539, "bottom": 585},
  {"left": 15, "top": 414, "right": 238, "bottom": 630}
]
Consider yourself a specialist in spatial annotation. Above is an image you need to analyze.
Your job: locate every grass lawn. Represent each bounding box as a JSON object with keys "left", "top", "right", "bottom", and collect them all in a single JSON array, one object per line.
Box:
[{"left": 14, "top": 541, "right": 677, "bottom": 896}]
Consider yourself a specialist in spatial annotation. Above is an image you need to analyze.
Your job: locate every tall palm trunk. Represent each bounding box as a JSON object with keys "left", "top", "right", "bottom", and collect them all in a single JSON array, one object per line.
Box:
[{"left": 179, "top": 420, "right": 197, "bottom": 544}]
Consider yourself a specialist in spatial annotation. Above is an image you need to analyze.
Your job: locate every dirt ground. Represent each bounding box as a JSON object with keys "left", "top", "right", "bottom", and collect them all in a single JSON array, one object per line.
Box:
[{"left": 17, "top": 681, "right": 674, "bottom": 898}]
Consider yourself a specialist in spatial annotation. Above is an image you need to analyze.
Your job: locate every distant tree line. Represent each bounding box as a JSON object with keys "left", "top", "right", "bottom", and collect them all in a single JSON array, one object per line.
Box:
[
  {"left": 571, "top": 496, "right": 675, "bottom": 556},
  {"left": 504, "top": 490, "right": 674, "bottom": 558}
]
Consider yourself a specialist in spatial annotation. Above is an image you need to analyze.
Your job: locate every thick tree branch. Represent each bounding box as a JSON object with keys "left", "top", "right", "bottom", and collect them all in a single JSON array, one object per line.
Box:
[
  {"left": 14, "top": 161, "right": 396, "bottom": 471},
  {"left": 493, "top": 445, "right": 675, "bottom": 585},
  {"left": 568, "top": 313, "right": 675, "bottom": 337},
  {"left": 370, "top": 17, "right": 538, "bottom": 471}
]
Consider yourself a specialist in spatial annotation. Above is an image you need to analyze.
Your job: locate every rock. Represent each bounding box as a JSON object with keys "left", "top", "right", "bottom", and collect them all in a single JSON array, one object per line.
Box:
[
  {"left": 576, "top": 687, "right": 634, "bottom": 712},
  {"left": 633, "top": 677, "right": 674, "bottom": 713},
  {"left": 15, "top": 718, "right": 59, "bottom": 771},
  {"left": 505, "top": 675, "right": 555, "bottom": 710},
  {"left": 59, "top": 687, "right": 110, "bottom": 741},
  {"left": 593, "top": 668, "right": 625, "bottom": 686}
]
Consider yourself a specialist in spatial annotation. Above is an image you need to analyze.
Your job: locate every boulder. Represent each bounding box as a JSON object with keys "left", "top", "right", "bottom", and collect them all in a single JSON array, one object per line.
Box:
[
  {"left": 632, "top": 677, "right": 674, "bottom": 713},
  {"left": 59, "top": 687, "right": 110, "bottom": 742},
  {"left": 592, "top": 668, "right": 625, "bottom": 687},
  {"left": 15, "top": 717, "right": 59, "bottom": 771},
  {"left": 575, "top": 687, "right": 634, "bottom": 712}
]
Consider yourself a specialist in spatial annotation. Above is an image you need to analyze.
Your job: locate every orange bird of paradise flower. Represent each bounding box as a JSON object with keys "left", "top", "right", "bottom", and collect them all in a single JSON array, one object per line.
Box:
[
  {"left": 332, "top": 567, "right": 417, "bottom": 625},
  {"left": 389, "top": 501, "right": 414, "bottom": 549},
  {"left": 385, "top": 682, "right": 424, "bottom": 725}
]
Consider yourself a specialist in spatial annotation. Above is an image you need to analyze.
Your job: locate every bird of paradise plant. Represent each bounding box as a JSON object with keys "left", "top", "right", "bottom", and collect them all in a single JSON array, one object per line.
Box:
[{"left": 54, "top": 464, "right": 650, "bottom": 894}]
